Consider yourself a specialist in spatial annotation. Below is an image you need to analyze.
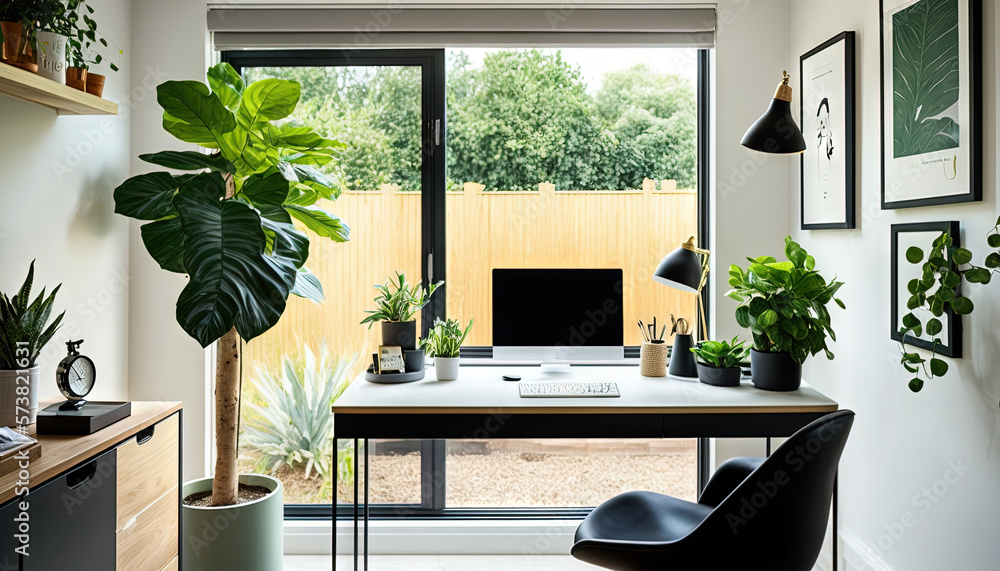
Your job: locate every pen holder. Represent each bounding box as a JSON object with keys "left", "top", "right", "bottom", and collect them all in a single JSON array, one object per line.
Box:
[{"left": 640, "top": 341, "right": 669, "bottom": 377}]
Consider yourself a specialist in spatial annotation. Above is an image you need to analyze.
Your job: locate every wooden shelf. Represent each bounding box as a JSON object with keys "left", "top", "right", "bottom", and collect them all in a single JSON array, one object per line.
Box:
[{"left": 0, "top": 62, "right": 117, "bottom": 115}]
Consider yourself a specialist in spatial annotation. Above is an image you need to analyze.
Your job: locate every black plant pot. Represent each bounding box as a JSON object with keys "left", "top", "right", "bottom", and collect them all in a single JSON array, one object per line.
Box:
[
  {"left": 750, "top": 349, "right": 802, "bottom": 391},
  {"left": 696, "top": 362, "right": 742, "bottom": 387},
  {"left": 382, "top": 320, "right": 418, "bottom": 351}
]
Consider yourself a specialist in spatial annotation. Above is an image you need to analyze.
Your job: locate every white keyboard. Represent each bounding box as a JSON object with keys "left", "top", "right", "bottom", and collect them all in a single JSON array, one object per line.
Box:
[{"left": 518, "top": 381, "right": 620, "bottom": 398}]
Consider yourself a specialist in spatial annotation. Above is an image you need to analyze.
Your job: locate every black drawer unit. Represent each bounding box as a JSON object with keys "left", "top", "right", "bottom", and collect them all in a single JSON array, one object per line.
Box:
[
  {"left": 0, "top": 498, "right": 19, "bottom": 571},
  {"left": 20, "top": 449, "right": 117, "bottom": 571}
]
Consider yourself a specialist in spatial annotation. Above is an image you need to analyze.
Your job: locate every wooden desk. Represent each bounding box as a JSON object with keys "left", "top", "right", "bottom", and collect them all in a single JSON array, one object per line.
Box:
[{"left": 332, "top": 365, "right": 840, "bottom": 570}]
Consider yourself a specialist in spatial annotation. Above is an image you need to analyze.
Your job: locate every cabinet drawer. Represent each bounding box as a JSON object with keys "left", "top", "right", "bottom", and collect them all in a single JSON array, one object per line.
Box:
[
  {"left": 160, "top": 555, "right": 178, "bottom": 571},
  {"left": 117, "top": 414, "right": 179, "bottom": 529},
  {"left": 117, "top": 486, "right": 178, "bottom": 571}
]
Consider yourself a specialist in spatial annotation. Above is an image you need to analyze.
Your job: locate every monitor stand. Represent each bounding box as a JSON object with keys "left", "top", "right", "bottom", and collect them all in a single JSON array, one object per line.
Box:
[{"left": 539, "top": 363, "right": 574, "bottom": 374}]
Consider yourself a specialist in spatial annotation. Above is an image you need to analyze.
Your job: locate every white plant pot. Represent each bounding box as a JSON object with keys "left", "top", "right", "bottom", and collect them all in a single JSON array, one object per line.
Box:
[
  {"left": 0, "top": 366, "right": 39, "bottom": 426},
  {"left": 36, "top": 32, "right": 67, "bottom": 84},
  {"left": 434, "top": 357, "right": 460, "bottom": 381}
]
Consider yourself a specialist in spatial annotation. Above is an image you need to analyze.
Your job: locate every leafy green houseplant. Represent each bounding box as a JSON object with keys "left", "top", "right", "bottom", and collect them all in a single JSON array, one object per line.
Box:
[
  {"left": 422, "top": 318, "right": 473, "bottom": 381},
  {"left": 0, "top": 0, "right": 57, "bottom": 72},
  {"left": 243, "top": 344, "right": 355, "bottom": 482},
  {"left": 113, "top": 61, "right": 347, "bottom": 571},
  {"left": 727, "top": 236, "right": 845, "bottom": 391},
  {"left": 690, "top": 337, "right": 750, "bottom": 387},
  {"left": 897, "top": 219, "right": 1000, "bottom": 393},
  {"left": 0, "top": 261, "right": 64, "bottom": 425},
  {"left": 361, "top": 271, "right": 442, "bottom": 350}
]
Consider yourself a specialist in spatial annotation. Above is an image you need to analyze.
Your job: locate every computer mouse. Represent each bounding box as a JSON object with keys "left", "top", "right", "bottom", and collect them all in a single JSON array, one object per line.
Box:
[{"left": 502, "top": 375, "right": 521, "bottom": 382}]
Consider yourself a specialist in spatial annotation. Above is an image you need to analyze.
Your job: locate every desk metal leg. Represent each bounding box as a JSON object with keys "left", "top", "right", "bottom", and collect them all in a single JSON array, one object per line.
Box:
[
  {"left": 364, "top": 438, "right": 370, "bottom": 571},
  {"left": 353, "top": 438, "right": 359, "bottom": 571},
  {"left": 833, "top": 472, "right": 839, "bottom": 571},
  {"left": 766, "top": 437, "right": 771, "bottom": 457},
  {"left": 333, "top": 437, "right": 338, "bottom": 571}
]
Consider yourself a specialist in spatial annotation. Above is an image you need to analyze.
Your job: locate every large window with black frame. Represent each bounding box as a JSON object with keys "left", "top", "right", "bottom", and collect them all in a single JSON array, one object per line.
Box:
[{"left": 223, "top": 46, "right": 707, "bottom": 518}]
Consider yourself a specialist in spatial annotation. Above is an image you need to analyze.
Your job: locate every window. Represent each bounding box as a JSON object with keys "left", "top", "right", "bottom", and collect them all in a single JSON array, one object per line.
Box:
[{"left": 223, "top": 47, "right": 708, "bottom": 518}]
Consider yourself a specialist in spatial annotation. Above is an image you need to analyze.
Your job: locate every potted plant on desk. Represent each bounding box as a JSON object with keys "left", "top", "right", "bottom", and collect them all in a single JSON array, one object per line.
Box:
[
  {"left": 690, "top": 337, "right": 750, "bottom": 387},
  {"left": 421, "top": 318, "right": 473, "bottom": 381},
  {"left": 0, "top": 261, "right": 64, "bottom": 426},
  {"left": 113, "top": 62, "right": 348, "bottom": 571},
  {"left": 361, "top": 271, "right": 442, "bottom": 350},
  {"left": 727, "top": 236, "right": 845, "bottom": 391}
]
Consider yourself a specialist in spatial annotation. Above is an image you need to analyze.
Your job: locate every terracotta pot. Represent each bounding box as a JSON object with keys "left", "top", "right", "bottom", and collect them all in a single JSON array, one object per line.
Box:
[
  {"left": 66, "top": 66, "right": 87, "bottom": 91},
  {"left": 1, "top": 21, "right": 38, "bottom": 73},
  {"left": 85, "top": 72, "right": 105, "bottom": 97}
]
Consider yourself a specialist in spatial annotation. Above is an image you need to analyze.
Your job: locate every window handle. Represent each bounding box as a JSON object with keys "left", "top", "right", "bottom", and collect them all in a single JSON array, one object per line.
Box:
[
  {"left": 434, "top": 119, "right": 441, "bottom": 146},
  {"left": 427, "top": 253, "right": 434, "bottom": 282}
]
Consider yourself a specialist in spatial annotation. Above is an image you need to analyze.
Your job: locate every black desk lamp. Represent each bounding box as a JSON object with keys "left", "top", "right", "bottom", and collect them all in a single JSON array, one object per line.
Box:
[
  {"left": 741, "top": 71, "right": 807, "bottom": 154},
  {"left": 652, "top": 236, "right": 710, "bottom": 341}
]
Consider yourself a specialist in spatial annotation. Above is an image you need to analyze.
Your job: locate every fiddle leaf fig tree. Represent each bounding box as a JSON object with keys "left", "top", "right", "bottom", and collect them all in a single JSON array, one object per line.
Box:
[
  {"left": 899, "top": 218, "right": 1000, "bottom": 393},
  {"left": 114, "top": 62, "right": 349, "bottom": 506}
]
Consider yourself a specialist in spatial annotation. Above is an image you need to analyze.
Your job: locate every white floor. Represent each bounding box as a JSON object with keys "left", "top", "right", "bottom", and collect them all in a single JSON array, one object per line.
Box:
[{"left": 284, "top": 556, "right": 593, "bottom": 570}]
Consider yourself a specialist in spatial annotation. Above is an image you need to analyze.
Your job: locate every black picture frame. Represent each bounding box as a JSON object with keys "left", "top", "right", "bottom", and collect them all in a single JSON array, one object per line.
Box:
[
  {"left": 880, "top": 0, "right": 982, "bottom": 209},
  {"left": 890, "top": 221, "right": 962, "bottom": 357},
  {"left": 800, "top": 31, "right": 855, "bottom": 229}
]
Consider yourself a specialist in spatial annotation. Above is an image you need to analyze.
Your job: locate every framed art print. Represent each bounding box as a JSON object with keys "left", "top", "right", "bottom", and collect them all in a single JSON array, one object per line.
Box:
[
  {"left": 880, "top": 0, "right": 982, "bottom": 209},
  {"left": 890, "top": 221, "right": 962, "bottom": 357},
  {"left": 800, "top": 31, "right": 856, "bottom": 229}
]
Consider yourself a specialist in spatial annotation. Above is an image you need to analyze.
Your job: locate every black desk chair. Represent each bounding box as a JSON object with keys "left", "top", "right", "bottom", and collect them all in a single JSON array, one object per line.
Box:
[{"left": 572, "top": 410, "right": 854, "bottom": 571}]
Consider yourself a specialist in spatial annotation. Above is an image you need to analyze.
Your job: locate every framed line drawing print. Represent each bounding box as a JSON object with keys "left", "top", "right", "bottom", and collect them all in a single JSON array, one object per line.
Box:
[
  {"left": 880, "top": 0, "right": 982, "bottom": 209},
  {"left": 890, "top": 221, "right": 962, "bottom": 358},
  {"left": 800, "top": 31, "right": 856, "bottom": 229}
]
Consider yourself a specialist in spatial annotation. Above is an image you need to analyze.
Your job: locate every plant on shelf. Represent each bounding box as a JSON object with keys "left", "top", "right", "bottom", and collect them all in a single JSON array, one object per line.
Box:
[
  {"left": 727, "top": 236, "right": 845, "bottom": 391},
  {"left": 0, "top": 0, "right": 55, "bottom": 72},
  {"left": 361, "top": 271, "right": 443, "bottom": 350},
  {"left": 0, "top": 261, "right": 65, "bottom": 425},
  {"left": 690, "top": 337, "right": 750, "bottom": 369},
  {"left": 421, "top": 317, "right": 473, "bottom": 381},
  {"left": 897, "top": 219, "right": 1000, "bottom": 393},
  {"left": 113, "top": 62, "right": 348, "bottom": 570},
  {"left": 64, "top": 0, "right": 120, "bottom": 71},
  {"left": 243, "top": 344, "right": 356, "bottom": 481}
]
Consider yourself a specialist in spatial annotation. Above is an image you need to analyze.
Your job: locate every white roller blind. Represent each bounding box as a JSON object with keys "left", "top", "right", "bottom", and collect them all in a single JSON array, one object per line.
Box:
[{"left": 209, "top": 6, "right": 716, "bottom": 50}]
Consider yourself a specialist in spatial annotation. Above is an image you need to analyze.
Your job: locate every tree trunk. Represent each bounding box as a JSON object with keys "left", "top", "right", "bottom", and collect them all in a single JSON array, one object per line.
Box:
[{"left": 212, "top": 326, "right": 241, "bottom": 506}]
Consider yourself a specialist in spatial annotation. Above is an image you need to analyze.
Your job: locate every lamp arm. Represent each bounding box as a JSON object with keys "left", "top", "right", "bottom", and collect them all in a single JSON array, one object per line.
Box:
[{"left": 694, "top": 253, "right": 710, "bottom": 341}]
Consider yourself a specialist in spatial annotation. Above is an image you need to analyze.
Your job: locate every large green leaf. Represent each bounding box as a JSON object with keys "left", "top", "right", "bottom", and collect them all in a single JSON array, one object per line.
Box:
[
  {"left": 173, "top": 173, "right": 290, "bottom": 346},
  {"left": 207, "top": 62, "right": 245, "bottom": 111},
  {"left": 139, "top": 151, "right": 235, "bottom": 173},
  {"left": 237, "top": 79, "right": 301, "bottom": 131},
  {"left": 286, "top": 205, "right": 350, "bottom": 241},
  {"left": 113, "top": 172, "right": 179, "bottom": 220},
  {"left": 158, "top": 80, "right": 237, "bottom": 149},
  {"left": 891, "top": 0, "right": 960, "bottom": 158},
  {"left": 140, "top": 218, "right": 186, "bottom": 273}
]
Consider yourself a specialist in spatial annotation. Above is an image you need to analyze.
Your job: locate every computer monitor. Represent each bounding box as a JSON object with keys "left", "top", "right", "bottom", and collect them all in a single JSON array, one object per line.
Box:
[{"left": 492, "top": 269, "right": 625, "bottom": 362}]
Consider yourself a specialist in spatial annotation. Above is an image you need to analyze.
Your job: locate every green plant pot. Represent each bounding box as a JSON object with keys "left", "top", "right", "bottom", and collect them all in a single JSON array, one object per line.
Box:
[
  {"left": 750, "top": 349, "right": 802, "bottom": 391},
  {"left": 182, "top": 474, "right": 283, "bottom": 571},
  {"left": 695, "top": 362, "right": 742, "bottom": 387}
]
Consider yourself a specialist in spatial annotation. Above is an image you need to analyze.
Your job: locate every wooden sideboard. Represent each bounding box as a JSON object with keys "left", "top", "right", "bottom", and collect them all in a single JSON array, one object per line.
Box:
[{"left": 0, "top": 401, "right": 182, "bottom": 571}]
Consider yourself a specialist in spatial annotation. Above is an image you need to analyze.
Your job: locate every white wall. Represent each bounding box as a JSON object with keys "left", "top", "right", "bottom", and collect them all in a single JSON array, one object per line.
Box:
[
  {"left": 0, "top": 0, "right": 132, "bottom": 403},
  {"left": 128, "top": 0, "right": 212, "bottom": 481},
  {"left": 789, "top": 1, "right": 1000, "bottom": 570}
]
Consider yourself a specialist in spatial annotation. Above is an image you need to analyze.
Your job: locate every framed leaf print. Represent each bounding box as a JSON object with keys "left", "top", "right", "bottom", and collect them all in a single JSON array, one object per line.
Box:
[
  {"left": 800, "top": 32, "right": 856, "bottom": 229},
  {"left": 880, "top": 0, "right": 982, "bottom": 209}
]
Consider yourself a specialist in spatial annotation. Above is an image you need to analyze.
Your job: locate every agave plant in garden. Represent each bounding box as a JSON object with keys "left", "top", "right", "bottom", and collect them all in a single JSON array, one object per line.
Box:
[{"left": 243, "top": 344, "right": 356, "bottom": 481}]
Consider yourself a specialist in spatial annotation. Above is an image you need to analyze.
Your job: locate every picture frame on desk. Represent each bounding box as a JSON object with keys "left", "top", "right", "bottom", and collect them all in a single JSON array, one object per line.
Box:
[{"left": 379, "top": 345, "right": 405, "bottom": 373}]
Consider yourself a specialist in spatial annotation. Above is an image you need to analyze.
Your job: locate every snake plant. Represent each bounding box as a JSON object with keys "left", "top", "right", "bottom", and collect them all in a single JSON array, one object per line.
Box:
[{"left": 0, "top": 261, "right": 65, "bottom": 370}]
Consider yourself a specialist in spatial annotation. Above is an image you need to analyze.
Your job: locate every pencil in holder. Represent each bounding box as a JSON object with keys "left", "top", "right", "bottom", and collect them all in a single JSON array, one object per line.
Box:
[{"left": 640, "top": 341, "right": 669, "bottom": 377}]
